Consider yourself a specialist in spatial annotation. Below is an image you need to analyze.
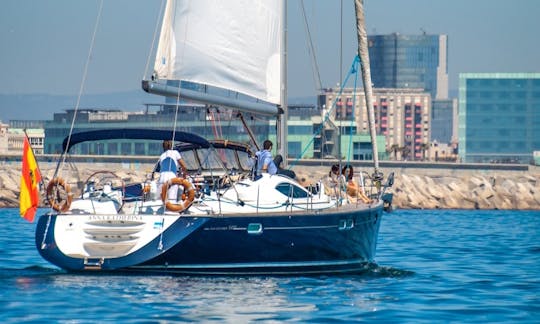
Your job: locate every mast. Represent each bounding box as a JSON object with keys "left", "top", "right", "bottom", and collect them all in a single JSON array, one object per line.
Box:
[
  {"left": 277, "top": 0, "right": 288, "bottom": 165},
  {"left": 354, "top": 0, "right": 380, "bottom": 175}
]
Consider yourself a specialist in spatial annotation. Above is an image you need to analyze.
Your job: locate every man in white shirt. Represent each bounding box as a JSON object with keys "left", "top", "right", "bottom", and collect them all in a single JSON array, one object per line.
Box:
[{"left": 158, "top": 140, "right": 188, "bottom": 200}]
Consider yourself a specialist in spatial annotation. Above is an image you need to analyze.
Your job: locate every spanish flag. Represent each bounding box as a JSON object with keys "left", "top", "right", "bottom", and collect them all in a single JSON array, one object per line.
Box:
[{"left": 19, "top": 136, "right": 42, "bottom": 222}]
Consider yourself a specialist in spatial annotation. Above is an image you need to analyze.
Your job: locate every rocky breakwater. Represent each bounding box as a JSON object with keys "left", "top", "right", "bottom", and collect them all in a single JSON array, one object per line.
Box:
[
  {"left": 391, "top": 172, "right": 540, "bottom": 210},
  {"left": 1, "top": 162, "right": 539, "bottom": 210},
  {"left": 294, "top": 166, "right": 540, "bottom": 210}
]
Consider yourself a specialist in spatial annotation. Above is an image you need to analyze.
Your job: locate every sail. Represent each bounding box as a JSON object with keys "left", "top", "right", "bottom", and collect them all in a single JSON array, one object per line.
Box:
[{"left": 154, "top": 0, "right": 282, "bottom": 105}]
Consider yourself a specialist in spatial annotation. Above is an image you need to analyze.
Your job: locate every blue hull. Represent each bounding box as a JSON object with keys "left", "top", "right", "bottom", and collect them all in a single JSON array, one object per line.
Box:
[{"left": 36, "top": 205, "right": 383, "bottom": 275}]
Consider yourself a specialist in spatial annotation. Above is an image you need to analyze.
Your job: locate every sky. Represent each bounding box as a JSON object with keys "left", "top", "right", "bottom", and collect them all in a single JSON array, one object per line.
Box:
[{"left": 1, "top": 0, "right": 539, "bottom": 119}]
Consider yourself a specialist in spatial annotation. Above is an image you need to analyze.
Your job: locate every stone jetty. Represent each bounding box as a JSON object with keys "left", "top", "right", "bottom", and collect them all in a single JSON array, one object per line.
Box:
[
  {"left": 2, "top": 161, "right": 539, "bottom": 210},
  {"left": 295, "top": 165, "right": 540, "bottom": 210}
]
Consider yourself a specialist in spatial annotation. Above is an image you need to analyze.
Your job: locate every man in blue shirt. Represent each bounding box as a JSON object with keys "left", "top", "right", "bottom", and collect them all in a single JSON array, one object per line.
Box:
[{"left": 256, "top": 140, "right": 296, "bottom": 179}]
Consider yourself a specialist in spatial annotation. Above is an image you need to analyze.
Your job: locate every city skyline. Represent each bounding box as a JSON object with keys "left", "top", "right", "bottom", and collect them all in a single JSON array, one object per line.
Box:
[{"left": 1, "top": 0, "right": 539, "bottom": 121}]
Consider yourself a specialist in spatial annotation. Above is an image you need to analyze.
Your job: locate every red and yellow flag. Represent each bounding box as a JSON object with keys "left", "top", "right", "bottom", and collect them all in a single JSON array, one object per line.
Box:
[{"left": 19, "top": 136, "right": 42, "bottom": 222}]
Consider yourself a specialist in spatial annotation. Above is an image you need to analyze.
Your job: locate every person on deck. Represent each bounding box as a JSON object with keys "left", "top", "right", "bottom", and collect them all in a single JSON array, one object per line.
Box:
[
  {"left": 157, "top": 140, "right": 188, "bottom": 199},
  {"left": 341, "top": 165, "right": 371, "bottom": 204},
  {"left": 323, "top": 164, "right": 341, "bottom": 197},
  {"left": 255, "top": 140, "right": 296, "bottom": 179}
]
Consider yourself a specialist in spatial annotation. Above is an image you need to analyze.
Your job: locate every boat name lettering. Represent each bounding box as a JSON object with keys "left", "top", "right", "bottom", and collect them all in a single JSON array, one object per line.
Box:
[
  {"left": 204, "top": 226, "right": 229, "bottom": 231},
  {"left": 87, "top": 215, "right": 143, "bottom": 221}
]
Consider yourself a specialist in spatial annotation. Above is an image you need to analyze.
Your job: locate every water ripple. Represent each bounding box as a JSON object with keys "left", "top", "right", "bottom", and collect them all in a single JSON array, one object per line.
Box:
[{"left": 0, "top": 208, "right": 539, "bottom": 322}]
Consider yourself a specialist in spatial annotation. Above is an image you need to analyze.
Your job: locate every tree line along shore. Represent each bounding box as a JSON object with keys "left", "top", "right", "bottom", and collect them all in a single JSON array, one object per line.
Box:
[{"left": 1, "top": 162, "right": 539, "bottom": 210}]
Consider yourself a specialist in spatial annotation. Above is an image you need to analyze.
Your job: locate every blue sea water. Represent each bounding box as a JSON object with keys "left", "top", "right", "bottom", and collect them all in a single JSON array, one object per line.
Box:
[{"left": 0, "top": 208, "right": 539, "bottom": 323}]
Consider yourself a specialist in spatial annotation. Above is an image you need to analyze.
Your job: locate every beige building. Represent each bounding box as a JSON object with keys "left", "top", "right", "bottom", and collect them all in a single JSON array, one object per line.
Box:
[
  {"left": 0, "top": 121, "right": 8, "bottom": 155},
  {"left": 321, "top": 88, "right": 432, "bottom": 160},
  {"left": 428, "top": 141, "right": 458, "bottom": 162},
  {"left": 3, "top": 127, "right": 45, "bottom": 155},
  {"left": 2, "top": 121, "right": 46, "bottom": 155}
]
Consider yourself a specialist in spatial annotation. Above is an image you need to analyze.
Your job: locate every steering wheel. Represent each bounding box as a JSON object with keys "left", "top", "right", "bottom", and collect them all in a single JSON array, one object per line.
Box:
[{"left": 83, "top": 171, "right": 126, "bottom": 212}]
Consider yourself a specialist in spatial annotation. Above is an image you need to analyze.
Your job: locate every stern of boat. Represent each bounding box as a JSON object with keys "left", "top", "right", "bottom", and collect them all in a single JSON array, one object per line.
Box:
[{"left": 35, "top": 212, "right": 209, "bottom": 271}]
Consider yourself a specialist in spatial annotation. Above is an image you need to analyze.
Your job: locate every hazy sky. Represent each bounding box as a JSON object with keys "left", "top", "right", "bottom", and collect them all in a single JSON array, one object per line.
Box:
[{"left": 1, "top": 0, "right": 539, "bottom": 99}]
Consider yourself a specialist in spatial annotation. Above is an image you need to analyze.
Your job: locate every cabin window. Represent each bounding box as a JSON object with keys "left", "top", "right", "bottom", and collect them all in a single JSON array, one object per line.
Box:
[
  {"left": 181, "top": 150, "right": 198, "bottom": 170},
  {"left": 215, "top": 148, "right": 239, "bottom": 170},
  {"left": 238, "top": 151, "right": 252, "bottom": 170},
  {"left": 275, "top": 183, "right": 310, "bottom": 198},
  {"left": 197, "top": 148, "right": 222, "bottom": 170}
]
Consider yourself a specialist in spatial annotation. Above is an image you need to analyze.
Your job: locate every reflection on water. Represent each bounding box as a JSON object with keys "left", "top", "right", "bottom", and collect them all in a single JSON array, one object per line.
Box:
[{"left": 1, "top": 263, "right": 412, "bottom": 322}]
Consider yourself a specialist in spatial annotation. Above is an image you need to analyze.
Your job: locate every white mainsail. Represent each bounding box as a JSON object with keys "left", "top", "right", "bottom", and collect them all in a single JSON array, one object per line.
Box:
[{"left": 154, "top": 0, "right": 282, "bottom": 105}]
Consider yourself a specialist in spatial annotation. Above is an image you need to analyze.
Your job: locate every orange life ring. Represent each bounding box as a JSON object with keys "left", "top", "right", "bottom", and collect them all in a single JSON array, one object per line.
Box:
[
  {"left": 46, "top": 177, "right": 73, "bottom": 212},
  {"left": 142, "top": 184, "right": 151, "bottom": 194},
  {"left": 161, "top": 177, "right": 195, "bottom": 212}
]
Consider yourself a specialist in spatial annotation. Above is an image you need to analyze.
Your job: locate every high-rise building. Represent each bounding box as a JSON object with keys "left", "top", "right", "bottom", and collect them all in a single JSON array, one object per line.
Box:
[
  {"left": 368, "top": 33, "right": 448, "bottom": 100},
  {"left": 459, "top": 73, "right": 540, "bottom": 164},
  {"left": 320, "top": 87, "right": 431, "bottom": 161}
]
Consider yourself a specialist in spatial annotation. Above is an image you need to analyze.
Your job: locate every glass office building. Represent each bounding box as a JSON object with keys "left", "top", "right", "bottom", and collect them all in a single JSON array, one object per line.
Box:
[
  {"left": 44, "top": 107, "right": 274, "bottom": 156},
  {"left": 458, "top": 73, "right": 540, "bottom": 163},
  {"left": 369, "top": 34, "right": 448, "bottom": 100},
  {"left": 431, "top": 98, "right": 457, "bottom": 144}
]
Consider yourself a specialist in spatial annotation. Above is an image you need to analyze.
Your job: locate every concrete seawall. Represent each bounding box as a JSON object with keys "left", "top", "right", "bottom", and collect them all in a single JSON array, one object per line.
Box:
[{"left": 2, "top": 160, "right": 539, "bottom": 210}]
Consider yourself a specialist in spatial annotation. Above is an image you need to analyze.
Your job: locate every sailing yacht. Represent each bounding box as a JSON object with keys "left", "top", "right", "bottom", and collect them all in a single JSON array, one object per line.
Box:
[{"left": 35, "top": 0, "right": 393, "bottom": 275}]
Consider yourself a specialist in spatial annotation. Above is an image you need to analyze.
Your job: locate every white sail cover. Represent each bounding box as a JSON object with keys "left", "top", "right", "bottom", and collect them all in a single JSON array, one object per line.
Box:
[{"left": 154, "top": 0, "right": 282, "bottom": 105}]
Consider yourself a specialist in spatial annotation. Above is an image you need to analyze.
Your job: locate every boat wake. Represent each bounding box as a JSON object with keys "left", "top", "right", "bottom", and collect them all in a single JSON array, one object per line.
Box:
[{"left": 351, "top": 262, "right": 415, "bottom": 279}]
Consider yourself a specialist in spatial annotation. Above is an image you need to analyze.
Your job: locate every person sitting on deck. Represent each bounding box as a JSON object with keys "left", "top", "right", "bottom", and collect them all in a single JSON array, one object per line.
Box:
[
  {"left": 255, "top": 140, "right": 296, "bottom": 179},
  {"left": 341, "top": 165, "right": 372, "bottom": 204},
  {"left": 323, "top": 164, "right": 342, "bottom": 197}
]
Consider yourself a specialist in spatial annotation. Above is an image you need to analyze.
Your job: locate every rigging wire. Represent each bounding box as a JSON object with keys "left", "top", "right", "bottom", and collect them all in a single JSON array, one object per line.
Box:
[
  {"left": 299, "top": 0, "right": 322, "bottom": 91},
  {"left": 142, "top": 0, "right": 166, "bottom": 80},
  {"left": 209, "top": 109, "right": 220, "bottom": 139},
  {"left": 289, "top": 55, "right": 360, "bottom": 168},
  {"left": 171, "top": 87, "right": 181, "bottom": 143},
  {"left": 340, "top": 0, "right": 343, "bottom": 84},
  {"left": 215, "top": 109, "right": 224, "bottom": 138},
  {"left": 346, "top": 57, "right": 360, "bottom": 162},
  {"left": 55, "top": 0, "right": 104, "bottom": 179},
  {"left": 171, "top": 0, "right": 194, "bottom": 145}
]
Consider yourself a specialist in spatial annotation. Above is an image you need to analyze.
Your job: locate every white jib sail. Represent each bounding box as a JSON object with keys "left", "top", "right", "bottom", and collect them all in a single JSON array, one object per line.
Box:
[{"left": 154, "top": 0, "right": 282, "bottom": 105}]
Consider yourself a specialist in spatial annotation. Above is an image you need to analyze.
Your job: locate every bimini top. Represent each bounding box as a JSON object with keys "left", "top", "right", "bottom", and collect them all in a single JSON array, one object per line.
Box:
[
  {"left": 62, "top": 128, "right": 211, "bottom": 152},
  {"left": 175, "top": 138, "right": 253, "bottom": 155}
]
